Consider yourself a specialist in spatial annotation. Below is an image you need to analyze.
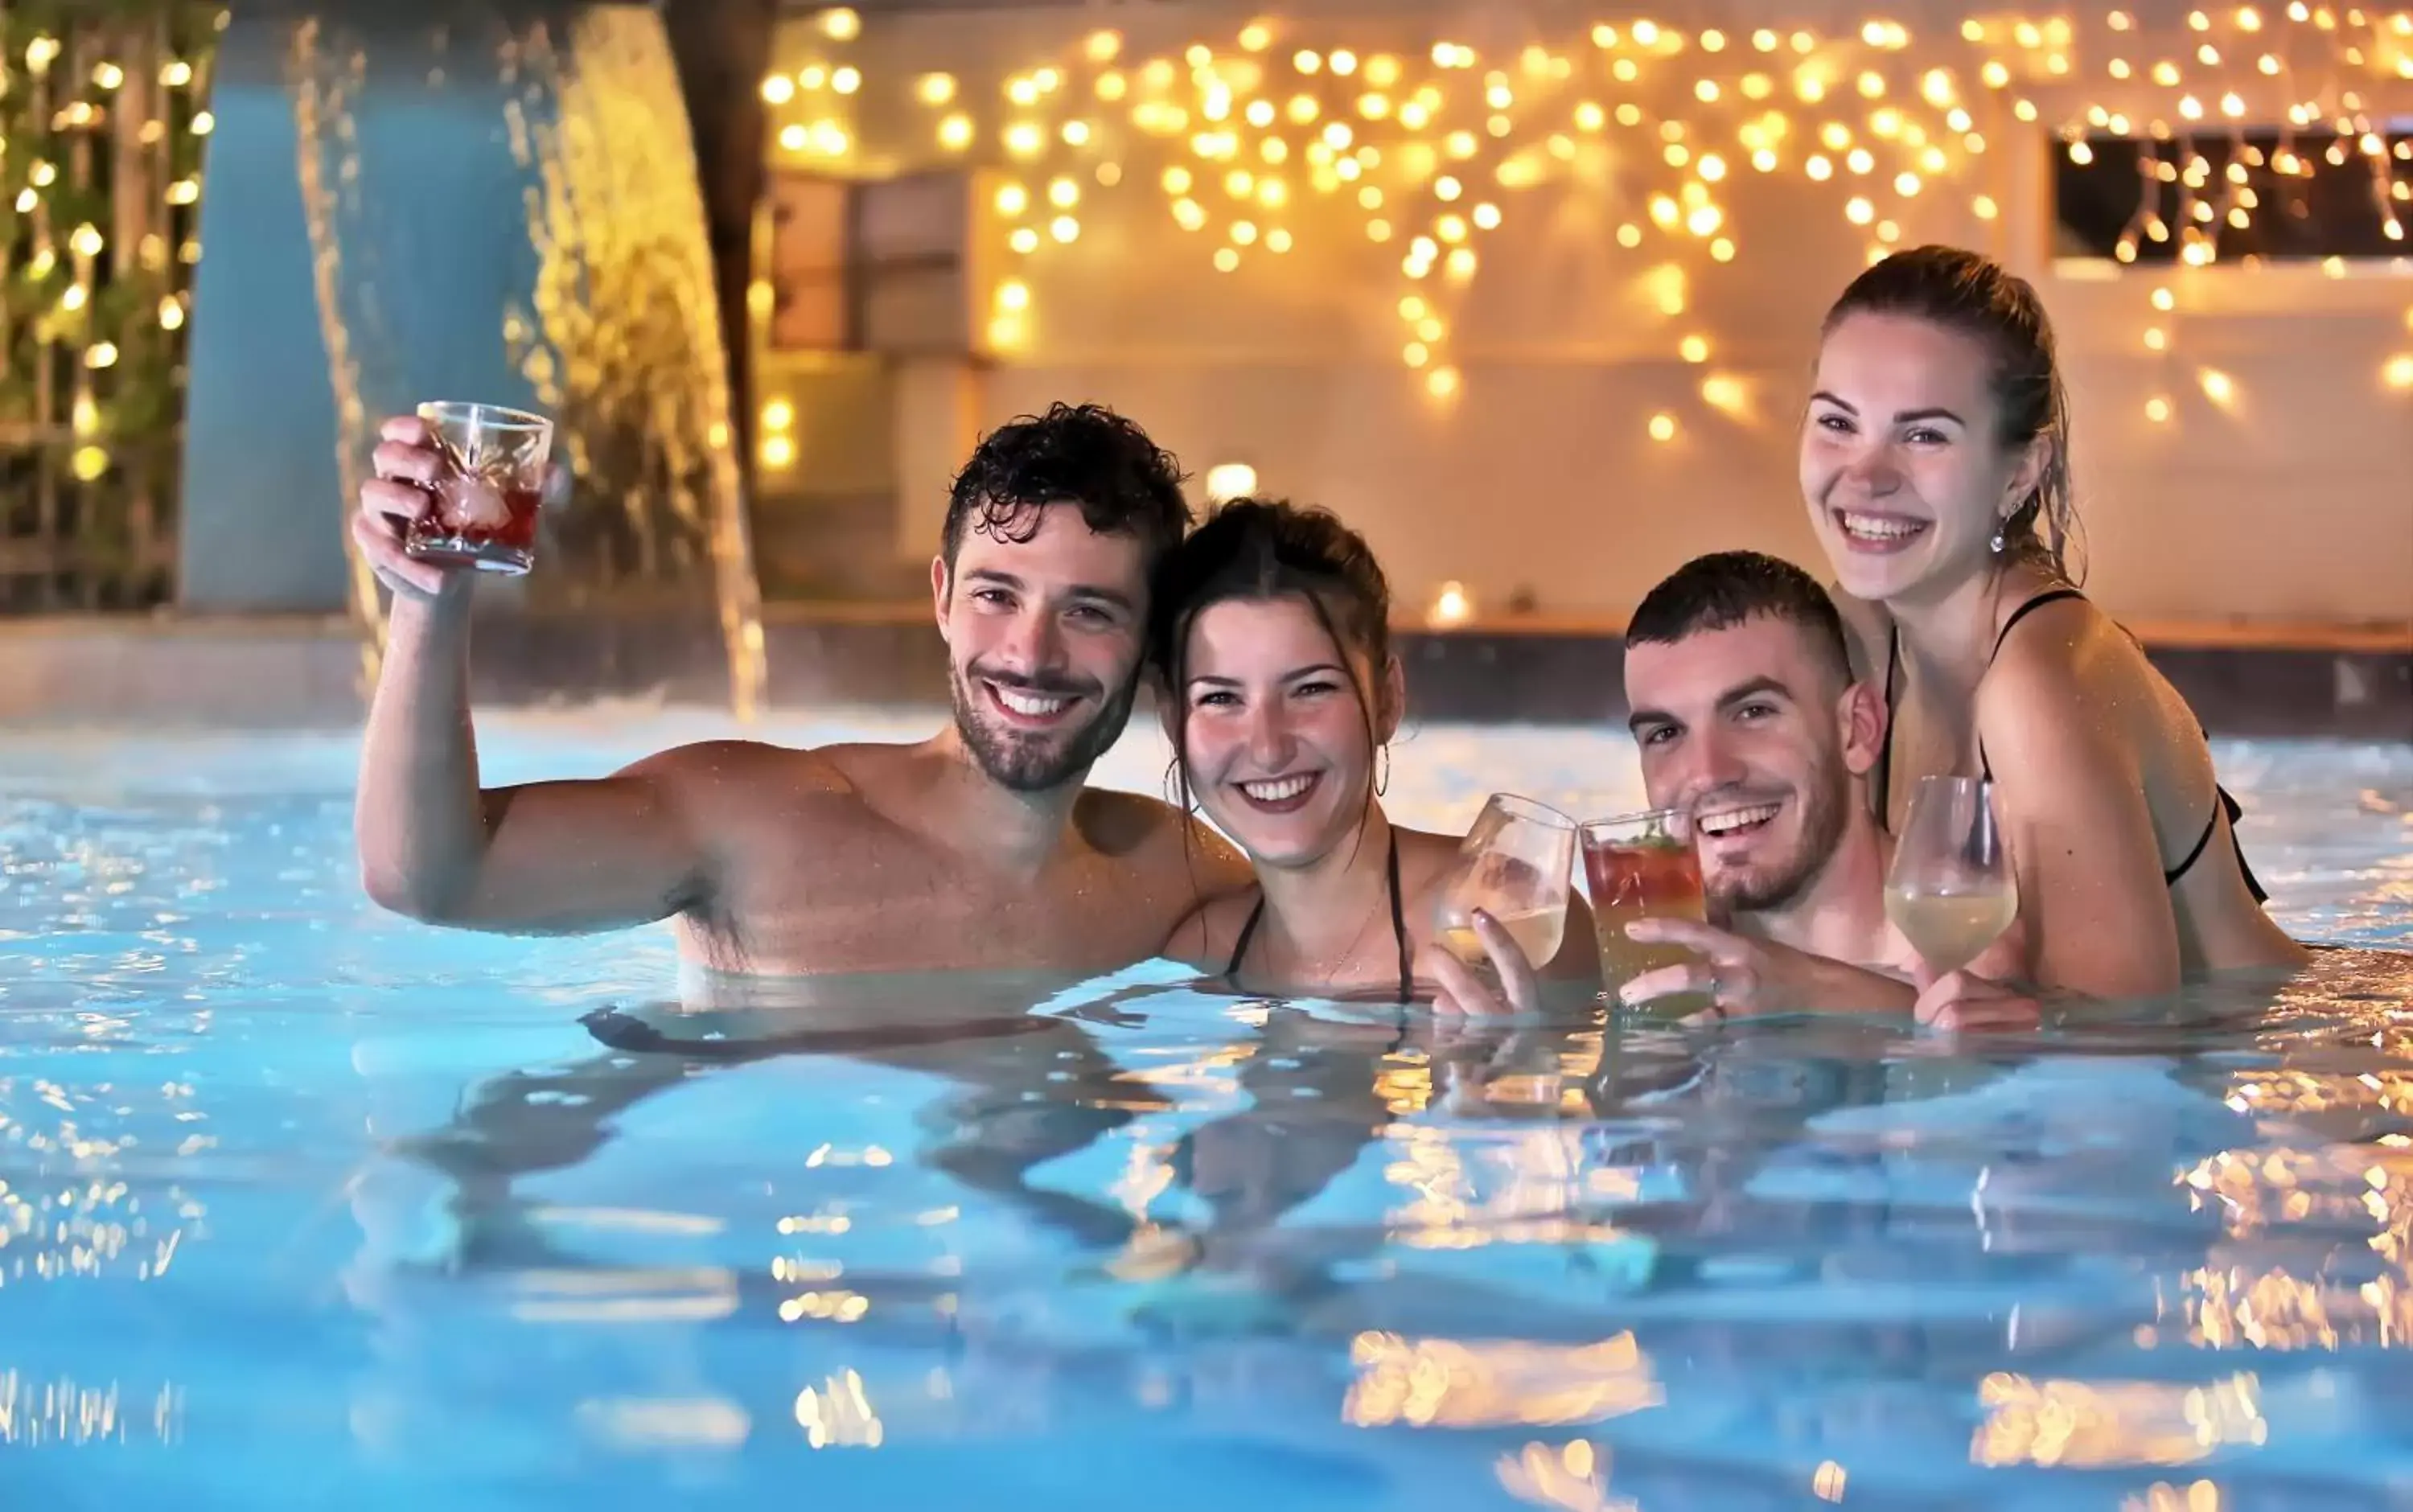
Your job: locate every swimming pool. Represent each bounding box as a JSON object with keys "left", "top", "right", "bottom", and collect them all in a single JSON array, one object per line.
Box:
[{"left": 2, "top": 709, "right": 2409, "bottom": 1508}]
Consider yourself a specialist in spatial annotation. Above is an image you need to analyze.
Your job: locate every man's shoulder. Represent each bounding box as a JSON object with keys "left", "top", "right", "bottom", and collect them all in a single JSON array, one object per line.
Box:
[
  {"left": 621, "top": 740, "right": 869, "bottom": 827},
  {"left": 624, "top": 738, "right": 851, "bottom": 787},
  {"left": 1077, "top": 788, "right": 1251, "bottom": 869},
  {"left": 1075, "top": 784, "right": 1200, "bottom": 848}
]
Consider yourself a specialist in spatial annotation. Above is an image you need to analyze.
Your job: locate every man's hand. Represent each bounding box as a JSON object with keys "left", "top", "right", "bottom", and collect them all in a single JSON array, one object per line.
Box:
[
  {"left": 1618, "top": 917, "right": 1916, "bottom": 1021},
  {"left": 355, "top": 416, "right": 466, "bottom": 602},
  {"left": 1421, "top": 908, "right": 1545, "bottom": 1018},
  {"left": 1910, "top": 966, "right": 2045, "bottom": 1033}
]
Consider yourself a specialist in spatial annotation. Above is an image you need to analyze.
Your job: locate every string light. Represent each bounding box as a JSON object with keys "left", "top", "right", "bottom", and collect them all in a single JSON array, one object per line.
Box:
[{"left": 763, "top": 4, "right": 2413, "bottom": 403}]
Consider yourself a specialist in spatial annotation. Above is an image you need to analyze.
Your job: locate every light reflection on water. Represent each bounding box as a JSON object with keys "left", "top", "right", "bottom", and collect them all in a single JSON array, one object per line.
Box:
[{"left": 0, "top": 716, "right": 2407, "bottom": 1508}]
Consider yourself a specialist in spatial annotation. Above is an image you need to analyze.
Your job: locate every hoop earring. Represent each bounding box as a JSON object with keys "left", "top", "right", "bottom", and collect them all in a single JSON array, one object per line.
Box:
[{"left": 1375, "top": 744, "right": 1391, "bottom": 798}]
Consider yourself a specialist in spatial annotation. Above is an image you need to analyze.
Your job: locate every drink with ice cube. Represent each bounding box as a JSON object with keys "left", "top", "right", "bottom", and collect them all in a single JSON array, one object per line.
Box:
[{"left": 401, "top": 401, "right": 554, "bottom": 577}]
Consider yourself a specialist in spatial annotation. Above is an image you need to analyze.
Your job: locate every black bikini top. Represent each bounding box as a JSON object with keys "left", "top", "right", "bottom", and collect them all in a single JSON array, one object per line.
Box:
[
  {"left": 1223, "top": 828, "right": 1416, "bottom": 1003},
  {"left": 1872, "top": 586, "right": 2267, "bottom": 902}
]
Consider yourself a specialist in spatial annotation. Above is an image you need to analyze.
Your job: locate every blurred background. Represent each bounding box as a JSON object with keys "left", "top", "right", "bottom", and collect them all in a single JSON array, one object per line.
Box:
[{"left": 0, "top": 0, "right": 2405, "bottom": 725}]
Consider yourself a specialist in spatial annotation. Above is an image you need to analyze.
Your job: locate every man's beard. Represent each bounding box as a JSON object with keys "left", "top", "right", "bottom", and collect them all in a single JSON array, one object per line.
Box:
[
  {"left": 948, "top": 659, "right": 1137, "bottom": 794},
  {"left": 1704, "top": 751, "right": 1852, "bottom": 918}
]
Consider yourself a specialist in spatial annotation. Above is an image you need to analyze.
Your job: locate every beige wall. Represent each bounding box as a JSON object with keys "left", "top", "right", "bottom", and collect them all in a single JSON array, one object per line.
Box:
[{"left": 754, "top": 2, "right": 2413, "bottom": 630}]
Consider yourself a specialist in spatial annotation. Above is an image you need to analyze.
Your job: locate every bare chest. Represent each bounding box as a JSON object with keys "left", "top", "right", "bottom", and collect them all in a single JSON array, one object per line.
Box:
[{"left": 682, "top": 818, "right": 1189, "bottom": 976}]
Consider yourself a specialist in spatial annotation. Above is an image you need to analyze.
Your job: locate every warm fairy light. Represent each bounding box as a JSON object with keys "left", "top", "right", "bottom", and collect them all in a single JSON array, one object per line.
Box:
[
  {"left": 817, "top": 7, "right": 861, "bottom": 41},
  {"left": 1428, "top": 581, "right": 1474, "bottom": 626},
  {"left": 1205, "top": 461, "right": 1258, "bottom": 499},
  {"left": 847, "top": 9, "right": 2413, "bottom": 398},
  {"left": 763, "top": 74, "right": 795, "bottom": 104},
  {"left": 1648, "top": 413, "right": 1677, "bottom": 441},
  {"left": 2198, "top": 368, "right": 2238, "bottom": 407}
]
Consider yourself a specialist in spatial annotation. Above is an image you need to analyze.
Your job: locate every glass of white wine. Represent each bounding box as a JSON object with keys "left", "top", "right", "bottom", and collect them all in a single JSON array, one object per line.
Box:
[
  {"left": 1885, "top": 775, "right": 2019, "bottom": 975},
  {"left": 1433, "top": 793, "right": 1577, "bottom": 971}
]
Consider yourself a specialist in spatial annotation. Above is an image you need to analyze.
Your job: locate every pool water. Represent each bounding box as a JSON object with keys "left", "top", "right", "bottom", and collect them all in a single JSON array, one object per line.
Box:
[{"left": 2, "top": 708, "right": 2410, "bottom": 1510}]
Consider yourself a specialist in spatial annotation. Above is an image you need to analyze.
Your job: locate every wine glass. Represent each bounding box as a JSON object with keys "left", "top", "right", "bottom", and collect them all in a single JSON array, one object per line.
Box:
[
  {"left": 1884, "top": 776, "right": 2019, "bottom": 976},
  {"left": 1433, "top": 793, "right": 1578, "bottom": 970}
]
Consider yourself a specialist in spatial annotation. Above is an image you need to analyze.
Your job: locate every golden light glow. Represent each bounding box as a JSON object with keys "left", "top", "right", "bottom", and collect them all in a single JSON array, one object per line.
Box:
[
  {"left": 1344, "top": 1332, "right": 1662, "bottom": 1428},
  {"left": 1971, "top": 1372, "right": 2266, "bottom": 1468},
  {"left": 1205, "top": 461, "right": 1259, "bottom": 499},
  {"left": 777, "top": 9, "right": 2413, "bottom": 399}
]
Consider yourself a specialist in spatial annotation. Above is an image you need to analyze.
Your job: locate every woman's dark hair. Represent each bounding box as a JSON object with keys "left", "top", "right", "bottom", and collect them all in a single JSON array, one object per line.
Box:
[
  {"left": 1148, "top": 498, "right": 1395, "bottom": 822},
  {"left": 1822, "top": 244, "right": 2082, "bottom": 582}
]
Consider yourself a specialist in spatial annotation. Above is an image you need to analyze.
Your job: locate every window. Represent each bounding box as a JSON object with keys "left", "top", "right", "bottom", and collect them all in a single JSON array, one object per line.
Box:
[{"left": 2052, "top": 121, "right": 2413, "bottom": 265}]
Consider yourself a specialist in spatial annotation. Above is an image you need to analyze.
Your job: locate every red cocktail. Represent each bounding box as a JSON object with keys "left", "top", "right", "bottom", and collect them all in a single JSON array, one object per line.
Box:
[
  {"left": 401, "top": 401, "right": 553, "bottom": 576},
  {"left": 1580, "top": 807, "right": 1707, "bottom": 998}
]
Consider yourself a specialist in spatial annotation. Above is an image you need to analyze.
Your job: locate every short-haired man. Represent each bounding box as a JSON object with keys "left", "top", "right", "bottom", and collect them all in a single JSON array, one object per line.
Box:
[
  {"left": 351, "top": 401, "right": 1250, "bottom": 979},
  {"left": 1431, "top": 550, "right": 2036, "bottom": 1029}
]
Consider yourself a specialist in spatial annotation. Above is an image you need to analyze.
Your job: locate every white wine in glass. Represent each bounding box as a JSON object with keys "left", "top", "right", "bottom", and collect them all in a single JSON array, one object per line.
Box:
[
  {"left": 1433, "top": 794, "right": 1578, "bottom": 971},
  {"left": 1885, "top": 775, "right": 2018, "bottom": 975}
]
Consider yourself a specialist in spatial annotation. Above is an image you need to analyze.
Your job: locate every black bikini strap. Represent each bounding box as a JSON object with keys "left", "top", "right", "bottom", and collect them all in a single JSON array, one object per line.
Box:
[
  {"left": 2164, "top": 785, "right": 2268, "bottom": 903},
  {"left": 1386, "top": 829, "right": 1411, "bottom": 1003},
  {"left": 1979, "top": 588, "right": 2090, "bottom": 784},
  {"left": 1992, "top": 587, "right": 2088, "bottom": 661},
  {"left": 2163, "top": 809, "right": 2220, "bottom": 887},
  {"left": 1225, "top": 828, "right": 1411, "bottom": 1000},
  {"left": 1224, "top": 895, "right": 1265, "bottom": 985}
]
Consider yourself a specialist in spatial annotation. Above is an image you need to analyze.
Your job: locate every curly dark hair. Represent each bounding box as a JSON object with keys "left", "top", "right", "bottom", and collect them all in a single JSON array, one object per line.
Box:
[
  {"left": 1149, "top": 497, "right": 1396, "bottom": 823},
  {"left": 940, "top": 401, "right": 1192, "bottom": 573},
  {"left": 1823, "top": 244, "right": 2082, "bottom": 582}
]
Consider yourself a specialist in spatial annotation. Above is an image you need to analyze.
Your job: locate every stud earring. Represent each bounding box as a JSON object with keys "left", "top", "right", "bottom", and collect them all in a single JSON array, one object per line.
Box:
[{"left": 1990, "top": 528, "right": 2006, "bottom": 555}]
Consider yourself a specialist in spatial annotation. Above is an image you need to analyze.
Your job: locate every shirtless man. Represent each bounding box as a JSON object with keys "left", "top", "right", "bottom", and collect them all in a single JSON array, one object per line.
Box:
[
  {"left": 1430, "top": 551, "right": 2037, "bottom": 1029},
  {"left": 351, "top": 400, "right": 1252, "bottom": 979}
]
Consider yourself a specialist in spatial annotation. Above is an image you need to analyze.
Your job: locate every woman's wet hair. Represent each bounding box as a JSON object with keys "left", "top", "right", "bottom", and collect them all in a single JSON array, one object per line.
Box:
[
  {"left": 1149, "top": 497, "right": 1395, "bottom": 822},
  {"left": 1823, "top": 244, "right": 2082, "bottom": 581}
]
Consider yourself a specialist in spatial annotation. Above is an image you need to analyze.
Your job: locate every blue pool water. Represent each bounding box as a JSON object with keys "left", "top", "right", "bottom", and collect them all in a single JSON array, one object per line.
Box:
[{"left": 2, "top": 708, "right": 2411, "bottom": 1509}]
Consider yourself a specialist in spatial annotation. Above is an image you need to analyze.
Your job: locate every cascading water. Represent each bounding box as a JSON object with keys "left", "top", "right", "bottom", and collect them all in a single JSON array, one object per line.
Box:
[{"left": 284, "top": 4, "right": 766, "bottom": 718}]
